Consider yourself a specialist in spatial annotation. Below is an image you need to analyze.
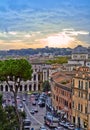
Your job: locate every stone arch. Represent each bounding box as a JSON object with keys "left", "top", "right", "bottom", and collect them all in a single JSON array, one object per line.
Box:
[
  {"left": 24, "top": 85, "right": 27, "bottom": 91},
  {"left": 5, "top": 85, "right": 8, "bottom": 91},
  {"left": 20, "top": 85, "right": 22, "bottom": 91},
  {"left": 1, "top": 85, "right": 3, "bottom": 91}
]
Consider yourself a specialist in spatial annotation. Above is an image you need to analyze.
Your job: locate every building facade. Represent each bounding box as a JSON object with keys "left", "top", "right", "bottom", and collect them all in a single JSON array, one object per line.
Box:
[
  {"left": 50, "top": 71, "right": 73, "bottom": 121},
  {"left": 72, "top": 66, "right": 90, "bottom": 130}
]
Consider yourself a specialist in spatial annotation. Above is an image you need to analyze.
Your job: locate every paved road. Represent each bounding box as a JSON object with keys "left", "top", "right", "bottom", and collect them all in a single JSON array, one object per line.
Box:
[{"left": 2, "top": 92, "right": 68, "bottom": 130}]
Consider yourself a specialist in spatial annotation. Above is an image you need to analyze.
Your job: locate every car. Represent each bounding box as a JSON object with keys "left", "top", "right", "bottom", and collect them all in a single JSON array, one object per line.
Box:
[
  {"left": 68, "top": 124, "right": 75, "bottom": 130},
  {"left": 38, "top": 101, "right": 45, "bottom": 107},
  {"left": 23, "top": 98, "right": 26, "bottom": 101},
  {"left": 32, "top": 101, "right": 36, "bottom": 105},
  {"left": 30, "top": 109, "right": 35, "bottom": 114},
  {"left": 63, "top": 122, "right": 70, "bottom": 128},
  {"left": 34, "top": 108, "right": 38, "bottom": 113},
  {"left": 59, "top": 120, "right": 65, "bottom": 126},
  {"left": 40, "top": 125, "right": 47, "bottom": 130},
  {"left": 54, "top": 126, "right": 63, "bottom": 130}
]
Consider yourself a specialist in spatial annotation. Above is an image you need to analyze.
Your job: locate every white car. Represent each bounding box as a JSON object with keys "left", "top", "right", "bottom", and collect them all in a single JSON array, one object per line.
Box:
[{"left": 68, "top": 124, "right": 75, "bottom": 130}]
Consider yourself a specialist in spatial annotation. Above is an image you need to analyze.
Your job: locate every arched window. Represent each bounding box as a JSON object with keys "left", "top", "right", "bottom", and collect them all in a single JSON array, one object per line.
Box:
[
  {"left": 33, "top": 74, "right": 36, "bottom": 81},
  {"left": 24, "top": 85, "right": 27, "bottom": 91},
  {"left": 1, "top": 85, "right": 3, "bottom": 91},
  {"left": 20, "top": 85, "right": 22, "bottom": 91},
  {"left": 5, "top": 85, "right": 8, "bottom": 91}
]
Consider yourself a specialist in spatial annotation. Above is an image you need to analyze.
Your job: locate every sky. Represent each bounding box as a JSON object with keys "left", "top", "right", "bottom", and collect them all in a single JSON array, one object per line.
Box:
[{"left": 0, "top": 0, "right": 90, "bottom": 50}]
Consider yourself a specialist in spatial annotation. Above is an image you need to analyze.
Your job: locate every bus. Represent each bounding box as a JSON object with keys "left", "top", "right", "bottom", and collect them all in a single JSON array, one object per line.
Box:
[
  {"left": 44, "top": 115, "right": 59, "bottom": 128},
  {"left": 23, "top": 118, "right": 31, "bottom": 130}
]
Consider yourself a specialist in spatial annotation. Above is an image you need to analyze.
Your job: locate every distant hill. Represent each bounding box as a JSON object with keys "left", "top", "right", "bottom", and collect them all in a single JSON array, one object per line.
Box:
[
  {"left": 0, "top": 47, "right": 72, "bottom": 57},
  {"left": 0, "top": 46, "right": 89, "bottom": 58}
]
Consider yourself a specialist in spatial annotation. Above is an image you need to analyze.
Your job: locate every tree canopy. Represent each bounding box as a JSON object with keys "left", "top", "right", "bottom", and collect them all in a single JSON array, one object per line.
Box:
[{"left": 46, "top": 56, "right": 68, "bottom": 64}]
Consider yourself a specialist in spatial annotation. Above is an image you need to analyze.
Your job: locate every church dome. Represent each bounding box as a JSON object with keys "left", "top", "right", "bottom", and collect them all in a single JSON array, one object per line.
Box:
[{"left": 72, "top": 45, "right": 88, "bottom": 54}]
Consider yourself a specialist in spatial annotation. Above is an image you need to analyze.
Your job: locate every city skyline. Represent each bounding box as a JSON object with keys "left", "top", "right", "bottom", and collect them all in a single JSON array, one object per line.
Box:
[{"left": 0, "top": 0, "right": 90, "bottom": 50}]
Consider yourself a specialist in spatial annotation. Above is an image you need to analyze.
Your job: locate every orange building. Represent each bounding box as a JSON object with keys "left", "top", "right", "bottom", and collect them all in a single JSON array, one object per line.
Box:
[{"left": 50, "top": 71, "right": 75, "bottom": 121}]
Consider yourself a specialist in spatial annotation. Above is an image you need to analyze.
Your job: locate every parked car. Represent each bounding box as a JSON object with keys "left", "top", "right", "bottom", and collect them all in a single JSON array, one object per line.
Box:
[
  {"left": 59, "top": 120, "right": 65, "bottom": 126},
  {"left": 54, "top": 126, "right": 63, "bottom": 130},
  {"left": 38, "top": 101, "right": 45, "bottom": 107},
  {"left": 40, "top": 125, "right": 47, "bottom": 130},
  {"left": 68, "top": 124, "right": 75, "bottom": 130},
  {"left": 63, "top": 122, "right": 70, "bottom": 128}
]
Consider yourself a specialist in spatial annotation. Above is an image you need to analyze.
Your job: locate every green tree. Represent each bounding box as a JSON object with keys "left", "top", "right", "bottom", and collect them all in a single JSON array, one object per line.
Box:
[
  {"left": 0, "top": 59, "right": 33, "bottom": 130},
  {"left": 42, "top": 80, "right": 51, "bottom": 92},
  {"left": 0, "top": 94, "right": 26, "bottom": 130}
]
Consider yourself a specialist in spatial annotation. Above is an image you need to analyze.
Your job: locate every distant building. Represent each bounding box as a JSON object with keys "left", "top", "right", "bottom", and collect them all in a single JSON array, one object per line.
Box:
[
  {"left": 65, "top": 45, "right": 90, "bottom": 71},
  {"left": 72, "top": 66, "right": 90, "bottom": 130}
]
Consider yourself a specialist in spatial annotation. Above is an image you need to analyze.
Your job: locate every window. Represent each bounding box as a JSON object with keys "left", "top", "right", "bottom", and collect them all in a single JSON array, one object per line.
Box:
[
  {"left": 56, "top": 96, "right": 58, "bottom": 101},
  {"left": 0, "top": 85, "right": 3, "bottom": 91},
  {"left": 78, "top": 80, "right": 81, "bottom": 89},
  {"left": 89, "top": 81, "right": 90, "bottom": 88},
  {"left": 78, "top": 103, "right": 80, "bottom": 110},
  {"left": 33, "top": 74, "right": 36, "bottom": 81},
  {"left": 81, "top": 81, "right": 83, "bottom": 89},
  {"left": 81, "top": 104, "right": 83, "bottom": 112},
  {"left": 20, "top": 85, "right": 22, "bottom": 91},
  {"left": 5, "top": 85, "right": 8, "bottom": 91},
  {"left": 24, "top": 85, "right": 27, "bottom": 91}
]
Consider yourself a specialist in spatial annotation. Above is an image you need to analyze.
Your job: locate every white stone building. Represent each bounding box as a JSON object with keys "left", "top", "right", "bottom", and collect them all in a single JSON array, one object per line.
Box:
[{"left": 0, "top": 64, "right": 51, "bottom": 92}]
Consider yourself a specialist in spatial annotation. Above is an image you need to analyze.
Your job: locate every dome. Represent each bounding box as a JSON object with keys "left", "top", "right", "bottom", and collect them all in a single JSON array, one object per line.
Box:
[{"left": 72, "top": 45, "right": 88, "bottom": 54}]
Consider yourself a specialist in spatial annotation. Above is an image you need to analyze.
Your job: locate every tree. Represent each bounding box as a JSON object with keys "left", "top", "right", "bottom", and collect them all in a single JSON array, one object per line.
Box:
[
  {"left": 0, "top": 94, "right": 26, "bottom": 130},
  {"left": 42, "top": 80, "right": 51, "bottom": 92},
  {"left": 0, "top": 59, "right": 33, "bottom": 130}
]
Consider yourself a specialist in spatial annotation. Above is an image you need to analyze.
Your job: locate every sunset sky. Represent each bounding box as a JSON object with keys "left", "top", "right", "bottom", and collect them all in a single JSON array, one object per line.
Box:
[{"left": 0, "top": 0, "right": 90, "bottom": 50}]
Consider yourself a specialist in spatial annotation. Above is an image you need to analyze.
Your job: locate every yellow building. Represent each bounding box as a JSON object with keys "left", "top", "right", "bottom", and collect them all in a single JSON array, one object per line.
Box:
[{"left": 72, "top": 66, "right": 90, "bottom": 130}]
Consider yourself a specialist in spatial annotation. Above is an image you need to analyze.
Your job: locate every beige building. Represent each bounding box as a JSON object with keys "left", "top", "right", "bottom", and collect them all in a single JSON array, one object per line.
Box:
[{"left": 72, "top": 66, "right": 90, "bottom": 130}]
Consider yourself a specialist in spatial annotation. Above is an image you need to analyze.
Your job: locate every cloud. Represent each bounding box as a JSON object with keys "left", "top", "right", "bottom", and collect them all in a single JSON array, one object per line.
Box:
[{"left": 63, "top": 29, "right": 89, "bottom": 36}]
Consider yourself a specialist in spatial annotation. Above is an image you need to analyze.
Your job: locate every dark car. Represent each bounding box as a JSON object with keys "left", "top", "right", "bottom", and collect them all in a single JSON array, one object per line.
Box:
[
  {"left": 30, "top": 109, "right": 35, "bottom": 114},
  {"left": 40, "top": 125, "right": 47, "bottom": 130},
  {"left": 38, "top": 101, "right": 45, "bottom": 107}
]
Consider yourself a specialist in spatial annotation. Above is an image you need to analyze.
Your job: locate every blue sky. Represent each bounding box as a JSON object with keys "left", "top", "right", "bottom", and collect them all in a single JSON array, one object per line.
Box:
[{"left": 0, "top": 0, "right": 90, "bottom": 50}]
